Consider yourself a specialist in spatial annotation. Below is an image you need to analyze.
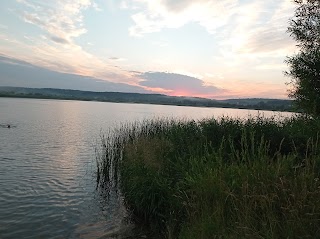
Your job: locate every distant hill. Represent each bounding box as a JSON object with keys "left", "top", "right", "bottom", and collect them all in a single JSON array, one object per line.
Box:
[
  {"left": 0, "top": 87, "right": 293, "bottom": 112},
  {"left": 221, "top": 98, "right": 293, "bottom": 112}
]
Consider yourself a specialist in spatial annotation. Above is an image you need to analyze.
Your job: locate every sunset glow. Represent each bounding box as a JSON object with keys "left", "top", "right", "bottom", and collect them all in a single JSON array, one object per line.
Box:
[{"left": 0, "top": 0, "right": 297, "bottom": 99}]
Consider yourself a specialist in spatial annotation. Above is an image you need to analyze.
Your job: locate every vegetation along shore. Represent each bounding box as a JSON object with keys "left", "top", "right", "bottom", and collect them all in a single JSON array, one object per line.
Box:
[
  {"left": 95, "top": 0, "right": 320, "bottom": 238},
  {"left": 97, "top": 115, "right": 320, "bottom": 238},
  {"left": 0, "top": 86, "right": 293, "bottom": 112}
]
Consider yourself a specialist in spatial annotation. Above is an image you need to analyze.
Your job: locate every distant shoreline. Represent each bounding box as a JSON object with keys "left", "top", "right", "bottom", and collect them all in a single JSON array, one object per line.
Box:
[
  {"left": 0, "top": 87, "right": 294, "bottom": 113},
  {"left": 0, "top": 95, "right": 294, "bottom": 113}
]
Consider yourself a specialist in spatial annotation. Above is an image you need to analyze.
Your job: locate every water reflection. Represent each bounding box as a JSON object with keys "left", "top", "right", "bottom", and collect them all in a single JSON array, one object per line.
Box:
[{"left": 0, "top": 98, "right": 293, "bottom": 238}]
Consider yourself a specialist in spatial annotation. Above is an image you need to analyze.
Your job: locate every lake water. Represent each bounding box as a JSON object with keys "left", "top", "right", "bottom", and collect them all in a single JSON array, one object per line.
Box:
[{"left": 0, "top": 98, "right": 293, "bottom": 238}]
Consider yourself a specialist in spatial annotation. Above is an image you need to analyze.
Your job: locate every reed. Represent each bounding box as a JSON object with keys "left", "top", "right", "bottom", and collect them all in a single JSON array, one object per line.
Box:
[{"left": 97, "top": 115, "right": 320, "bottom": 238}]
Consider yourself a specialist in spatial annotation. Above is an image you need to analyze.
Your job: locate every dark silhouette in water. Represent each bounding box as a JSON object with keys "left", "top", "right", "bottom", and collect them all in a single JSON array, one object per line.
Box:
[{"left": 7, "top": 124, "right": 10, "bottom": 128}]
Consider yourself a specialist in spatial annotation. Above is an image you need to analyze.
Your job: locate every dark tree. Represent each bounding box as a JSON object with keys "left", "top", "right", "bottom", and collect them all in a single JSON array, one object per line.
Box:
[{"left": 286, "top": 0, "right": 320, "bottom": 115}]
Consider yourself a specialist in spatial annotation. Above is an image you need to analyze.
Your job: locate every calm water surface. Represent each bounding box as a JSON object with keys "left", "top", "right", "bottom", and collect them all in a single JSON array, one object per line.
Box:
[{"left": 0, "top": 98, "right": 293, "bottom": 238}]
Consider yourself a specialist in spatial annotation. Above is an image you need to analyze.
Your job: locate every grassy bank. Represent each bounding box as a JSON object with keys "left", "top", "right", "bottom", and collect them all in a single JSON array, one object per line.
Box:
[{"left": 97, "top": 115, "right": 320, "bottom": 238}]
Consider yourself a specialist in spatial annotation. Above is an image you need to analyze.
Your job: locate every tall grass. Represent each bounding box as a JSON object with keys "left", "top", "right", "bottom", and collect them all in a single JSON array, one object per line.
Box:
[{"left": 97, "top": 115, "right": 320, "bottom": 238}]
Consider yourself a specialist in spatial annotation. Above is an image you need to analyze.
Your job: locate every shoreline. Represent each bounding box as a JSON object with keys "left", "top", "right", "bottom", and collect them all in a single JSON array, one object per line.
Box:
[
  {"left": 0, "top": 95, "right": 295, "bottom": 113},
  {"left": 97, "top": 116, "right": 320, "bottom": 238}
]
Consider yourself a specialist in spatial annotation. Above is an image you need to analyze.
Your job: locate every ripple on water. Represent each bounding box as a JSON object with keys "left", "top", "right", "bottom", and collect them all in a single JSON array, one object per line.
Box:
[{"left": 2, "top": 98, "right": 293, "bottom": 238}]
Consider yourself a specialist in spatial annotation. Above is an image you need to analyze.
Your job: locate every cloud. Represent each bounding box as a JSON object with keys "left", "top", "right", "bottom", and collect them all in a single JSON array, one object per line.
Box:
[
  {"left": 3, "top": 0, "right": 142, "bottom": 87},
  {"left": 161, "top": 0, "right": 198, "bottom": 12},
  {"left": 1, "top": 0, "right": 294, "bottom": 99},
  {"left": 92, "top": 2, "right": 103, "bottom": 11},
  {"left": 223, "top": 0, "right": 296, "bottom": 60},
  {"left": 0, "top": 55, "right": 150, "bottom": 93},
  {"left": 126, "top": 0, "right": 295, "bottom": 98},
  {"left": 108, "top": 57, "right": 126, "bottom": 61},
  {"left": 20, "top": 0, "right": 91, "bottom": 43},
  {"left": 109, "top": 57, "right": 120, "bottom": 60},
  {"left": 128, "top": 0, "right": 296, "bottom": 57},
  {"left": 225, "top": 1, "right": 296, "bottom": 55},
  {"left": 120, "top": 1, "right": 129, "bottom": 9},
  {"left": 238, "top": 29, "right": 293, "bottom": 54},
  {"left": 50, "top": 36, "right": 71, "bottom": 45},
  {"left": 128, "top": 0, "right": 237, "bottom": 36},
  {"left": 138, "top": 72, "right": 226, "bottom": 97}
]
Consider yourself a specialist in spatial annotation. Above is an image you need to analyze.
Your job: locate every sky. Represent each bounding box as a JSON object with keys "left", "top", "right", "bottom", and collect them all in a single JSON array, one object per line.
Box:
[{"left": 0, "top": 0, "right": 298, "bottom": 99}]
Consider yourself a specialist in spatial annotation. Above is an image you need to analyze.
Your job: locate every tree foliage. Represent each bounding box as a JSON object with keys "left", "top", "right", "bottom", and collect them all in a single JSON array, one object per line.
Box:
[{"left": 286, "top": 0, "right": 320, "bottom": 115}]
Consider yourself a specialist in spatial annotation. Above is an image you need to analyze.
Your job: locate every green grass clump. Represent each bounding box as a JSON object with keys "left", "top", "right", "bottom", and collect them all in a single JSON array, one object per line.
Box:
[{"left": 97, "top": 116, "right": 320, "bottom": 238}]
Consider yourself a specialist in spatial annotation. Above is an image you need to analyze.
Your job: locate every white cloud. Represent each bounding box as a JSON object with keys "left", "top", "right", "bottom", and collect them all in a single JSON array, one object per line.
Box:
[
  {"left": 128, "top": 0, "right": 296, "bottom": 57},
  {"left": 6, "top": 0, "right": 141, "bottom": 86},
  {"left": 20, "top": 0, "right": 91, "bottom": 44},
  {"left": 227, "top": 0, "right": 296, "bottom": 54},
  {"left": 124, "top": 0, "right": 296, "bottom": 98},
  {"left": 92, "top": 2, "right": 103, "bottom": 11},
  {"left": 119, "top": 0, "right": 129, "bottom": 9},
  {"left": 129, "top": 0, "right": 237, "bottom": 36},
  {"left": 2, "top": 0, "right": 297, "bottom": 99}
]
